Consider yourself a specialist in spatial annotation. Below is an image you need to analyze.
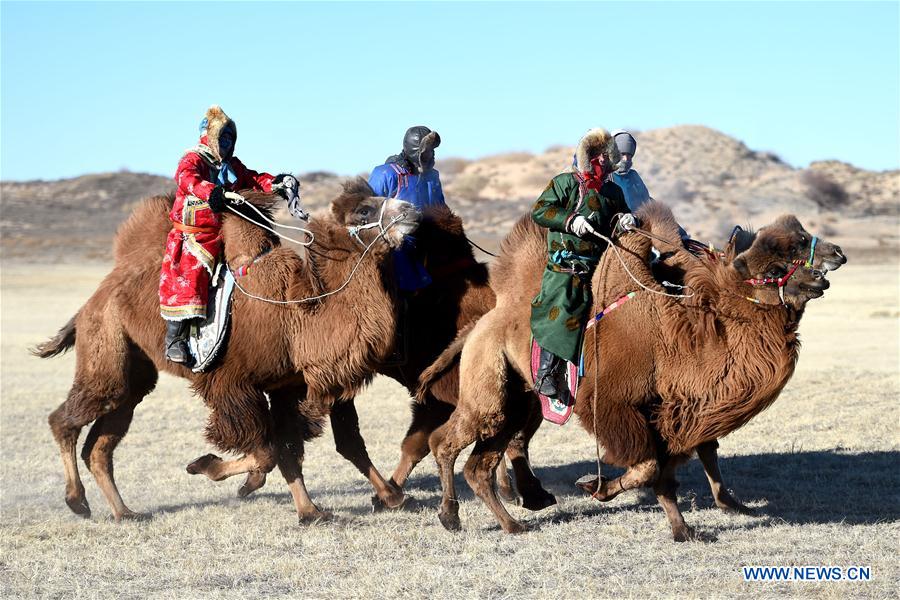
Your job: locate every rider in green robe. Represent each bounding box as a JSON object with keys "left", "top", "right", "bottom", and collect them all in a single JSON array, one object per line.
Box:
[{"left": 531, "top": 128, "right": 630, "bottom": 399}]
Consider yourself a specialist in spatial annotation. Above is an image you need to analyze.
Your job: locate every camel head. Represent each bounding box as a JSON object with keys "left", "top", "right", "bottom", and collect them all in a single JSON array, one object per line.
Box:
[
  {"left": 731, "top": 217, "right": 833, "bottom": 309},
  {"left": 729, "top": 215, "right": 847, "bottom": 274},
  {"left": 330, "top": 177, "right": 421, "bottom": 249}
]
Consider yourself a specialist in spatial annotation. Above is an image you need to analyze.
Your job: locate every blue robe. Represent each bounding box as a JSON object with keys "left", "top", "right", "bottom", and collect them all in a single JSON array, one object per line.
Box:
[
  {"left": 613, "top": 169, "right": 689, "bottom": 239},
  {"left": 368, "top": 162, "right": 446, "bottom": 290},
  {"left": 611, "top": 170, "right": 651, "bottom": 212}
]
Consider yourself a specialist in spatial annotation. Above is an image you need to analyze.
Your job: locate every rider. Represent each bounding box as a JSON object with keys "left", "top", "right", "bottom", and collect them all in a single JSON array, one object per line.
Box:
[
  {"left": 368, "top": 126, "right": 445, "bottom": 291},
  {"left": 159, "top": 105, "right": 302, "bottom": 364},
  {"left": 531, "top": 128, "right": 631, "bottom": 399},
  {"left": 611, "top": 129, "right": 688, "bottom": 240}
]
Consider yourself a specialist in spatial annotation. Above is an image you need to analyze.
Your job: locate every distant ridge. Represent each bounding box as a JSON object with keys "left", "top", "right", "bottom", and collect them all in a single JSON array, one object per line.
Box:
[{"left": 2, "top": 126, "right": 897, "bottom": 262}]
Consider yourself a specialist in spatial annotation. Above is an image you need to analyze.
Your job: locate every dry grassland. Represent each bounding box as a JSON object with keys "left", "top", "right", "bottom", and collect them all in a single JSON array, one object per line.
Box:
[{"left": 1, "top": 261, "right": 898, "bottom": 599}]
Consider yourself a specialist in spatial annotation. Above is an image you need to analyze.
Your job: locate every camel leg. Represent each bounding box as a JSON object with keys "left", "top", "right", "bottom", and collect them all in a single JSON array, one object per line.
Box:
[
  {"left": 186, "top": 454, "right": 269, "bottom": 481},
  {"left": 186, "top": 387, "right": 277, "bottom": 483},
  {"left": 495, "top": 456, "right": 517, "bottom": 503},
  {"left": 81, "top": 402, "right": 143, "bottom": 522},
  {"left": 330, "top": 400, "right": 406, "bottom": 511},
  {"left": 268, "top": 389, "right": 331, "bottom": 522},
  {"left": 696, "top": 440, "right": 752, "bottom": 514},
  {"left": 389, "top": 394, "right": 455, "bottom": 490},
  {"left": 429, "top": 412, "right": 478, "bottom": 532},
  {"left": 463, "top": 418, "right": 529, "bottom": 534},
  {"left": 48, "top": 400, "right": 93, "bottom": 518},
  {"left": 577, "top": 458, "right": 659, "bottom": 502},
  {"left": 503, "top": 394, "right": 556, "bottom": 511},
  {"left": 79, "top": 348, "right": 158, "bottom": 522},
  {"left": 654, "top": 458, "right": 694, "bottom": 542},
  {"left": 49, "top": 374, "right": 135, "bottom": 518}
]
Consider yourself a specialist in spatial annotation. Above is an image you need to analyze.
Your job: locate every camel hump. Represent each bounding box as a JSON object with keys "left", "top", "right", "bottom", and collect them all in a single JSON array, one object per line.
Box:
[
  {"left": 633, "top": 201, "right": 684, "bottom": 253},
  {"left": 113, "top": 193, "right": 176, "bottom": 264},
  {"left": 32, "top": 312, "right": 77, "bottom": 358},
  {"left": 489, "top": 214, "right": 546, "bottom": 293}
]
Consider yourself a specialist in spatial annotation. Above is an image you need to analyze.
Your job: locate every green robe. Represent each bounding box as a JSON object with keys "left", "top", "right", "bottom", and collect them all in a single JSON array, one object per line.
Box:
[{"left": 530, "top": 173, "right": 629, "bottom": 362}]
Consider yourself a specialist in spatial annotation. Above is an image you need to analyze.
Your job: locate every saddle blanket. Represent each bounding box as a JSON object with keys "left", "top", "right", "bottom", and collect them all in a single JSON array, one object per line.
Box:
[
  {"left": 187, "top": 263, "right": 236, "bottom": 373},
  {"left": 530, "top": 291, "right": 637, "bottom": 425},
  {"left": 530, "top": 338, "right": 579, "bottom": 425}
]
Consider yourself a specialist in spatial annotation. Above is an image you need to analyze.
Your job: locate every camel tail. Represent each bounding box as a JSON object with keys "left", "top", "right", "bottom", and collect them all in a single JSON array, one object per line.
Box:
[
  {"left": 32, "top": 314, "right": 78, "bottom": 358},
  {"left": 415, "top": 321, "right": 475, "bottom": 402}
]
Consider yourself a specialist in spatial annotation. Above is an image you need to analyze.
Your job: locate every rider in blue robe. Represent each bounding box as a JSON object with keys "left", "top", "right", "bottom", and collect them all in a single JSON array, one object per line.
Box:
[{"left": 368, "top": 126, "right": 445, "bottom": 291}]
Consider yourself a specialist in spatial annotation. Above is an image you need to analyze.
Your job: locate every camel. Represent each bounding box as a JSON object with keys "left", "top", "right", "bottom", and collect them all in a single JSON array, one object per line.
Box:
[
  {"left": 423, "top": 202, "right": 840, "bottom": 539},
  {"left": 233, "top": 204, "right": 557, "bottom": 511},
  {"left": 237, "top": 204, "right": 845, "bottom": 514},
  {"left": 35, "top": 179, "right": 421, "bottom": 522}
]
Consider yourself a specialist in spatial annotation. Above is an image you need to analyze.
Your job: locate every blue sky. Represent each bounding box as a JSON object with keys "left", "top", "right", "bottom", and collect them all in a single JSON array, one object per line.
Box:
[{"left": 2, "top": 1, "right": 898, "bottom": 181}]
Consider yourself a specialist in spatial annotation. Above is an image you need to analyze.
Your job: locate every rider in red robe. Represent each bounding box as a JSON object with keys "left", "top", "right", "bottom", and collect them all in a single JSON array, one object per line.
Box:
[{"left": 159, "top": 105, "right": 300, "bottom": 364}]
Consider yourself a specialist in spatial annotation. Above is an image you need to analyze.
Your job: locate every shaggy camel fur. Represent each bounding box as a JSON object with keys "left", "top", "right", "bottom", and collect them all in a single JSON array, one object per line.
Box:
[
  {"left": 235, "top": 205, "right": 557, "bottom": 511},
  {"left": 36, "top": 179, "right": 420, "bottom": 522},
  {"left": 424, "top": 203, "right": 839, "bottom": 539}
]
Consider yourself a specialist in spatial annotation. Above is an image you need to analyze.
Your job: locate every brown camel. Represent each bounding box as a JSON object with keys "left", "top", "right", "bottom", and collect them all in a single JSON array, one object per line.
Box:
[
  {"left": 35, "top": 179, "right": 420, "bottom": 522},
  {"left": 233, "top": 204, "right": 557, "bottom": 511},
  {"left": 238, "top": 203, "right": 845, "bottom": 514},
  {"left": 424, "top": 202, "right": 839, "bottom": 539}
]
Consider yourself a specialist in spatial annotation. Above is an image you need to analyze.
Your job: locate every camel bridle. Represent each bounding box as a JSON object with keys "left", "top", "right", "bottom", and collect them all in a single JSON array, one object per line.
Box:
[
  {"left": 742, "top": 235, "right": 819, "bottom": 305},
  {"left": 347, "top": 199, "right": 409, "bottom": 248}
]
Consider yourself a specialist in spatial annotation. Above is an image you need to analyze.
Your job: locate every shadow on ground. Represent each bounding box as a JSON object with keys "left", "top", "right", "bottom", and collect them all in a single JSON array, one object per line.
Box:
[{"left": 526, "top": 450, "right": 900, "bottom": 525}]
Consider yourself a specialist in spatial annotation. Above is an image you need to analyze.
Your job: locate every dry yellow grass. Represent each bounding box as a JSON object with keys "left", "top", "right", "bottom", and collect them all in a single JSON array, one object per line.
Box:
[{"left": 1, "top": 261, "right": 898, "bottom": 599}]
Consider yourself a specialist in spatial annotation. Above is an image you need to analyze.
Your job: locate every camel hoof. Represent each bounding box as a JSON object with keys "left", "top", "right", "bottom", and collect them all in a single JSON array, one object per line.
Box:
[
  {"left": 115, "top": 509, "right": 151, "bottom": 523},
  {"left": 503, "top": 520, "right": 529, "bottom": 535},
  {"left": 498, "top": 486, "right": 520, "bottom": 504},
  {"left": 238, "top": 472, "right": 267, "bottom": 498},
  {"left": 438, "top": 510, "right": 461, "bottom": 532},
  {"left": 186, "top": 453, "right": 221, "bottom": 476},
  {"left": 65, "top": 495, "right": 91, "bottom": 518},
  {"left": 576, "top": 475, "right": 614, "bottom": 501},
  {"left": 673, "top": 525, "right": 696, "bottom": 543},
  {"left": 520, "top": 489, "right": 557, "bottom": 512},
  {"left": 297, "top": 509, "right": 333, "bottom": 524},
  {"left": 371, "top": 492, "right": 409, "bottom": 513},
  {"left": 716, "top": 495, "right": 754, "bottom": 515}
]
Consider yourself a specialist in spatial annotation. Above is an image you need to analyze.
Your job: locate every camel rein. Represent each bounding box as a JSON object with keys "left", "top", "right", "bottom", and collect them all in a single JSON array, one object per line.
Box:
[
  {"left": 224, "top": 193, "right": 408, "bottom": 305},
  {"left": 224, "top": 192, "right": 315, "bottom": 247},
  {"left": 589, "top": 217, "right": 694, "bottom": 299}
]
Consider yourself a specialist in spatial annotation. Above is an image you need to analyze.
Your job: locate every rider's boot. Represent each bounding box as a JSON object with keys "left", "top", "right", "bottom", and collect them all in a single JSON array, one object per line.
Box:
[
  {"left": 164, "top": 319, "right": 192, "bottom": 365},
  {"left": 535, "top": 347, "right": 563, "bottom": 399}
]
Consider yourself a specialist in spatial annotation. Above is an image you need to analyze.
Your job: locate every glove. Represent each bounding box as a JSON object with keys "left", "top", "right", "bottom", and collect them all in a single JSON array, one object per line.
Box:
[
  {"left": 272, "top": 174, "right": 308, "bottom": 220},
  {"left": 272, "top": 173, "right": 300, "bottom": 197},
  {"left": 568, "top": 215, "right": 597, "bottom": 239},
  {"left": 287, "top": 196, "right": 309, "bottom": 221},
  {"left": 208, "top": 185, "right": 227, "bottom": 213},
  {"left": 618, "top": 213, "right": 639, "bottom": 231}
]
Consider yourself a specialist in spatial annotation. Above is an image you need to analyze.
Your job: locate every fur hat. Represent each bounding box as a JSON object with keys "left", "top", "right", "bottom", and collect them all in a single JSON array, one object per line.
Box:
[
  {"left": 574, "top": 128, "right": 620, "bottom": 172},
  {"left": 200, "top": 105, "right": 237, "bottom": 162}
]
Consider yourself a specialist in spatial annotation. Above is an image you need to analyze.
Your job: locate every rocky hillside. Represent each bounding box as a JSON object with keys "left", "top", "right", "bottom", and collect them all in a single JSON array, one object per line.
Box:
[{"left": 2, "top": 126, "right": 897, "bottom": 262}]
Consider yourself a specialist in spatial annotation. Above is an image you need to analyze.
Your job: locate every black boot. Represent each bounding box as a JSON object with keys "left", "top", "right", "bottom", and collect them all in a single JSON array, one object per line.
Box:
[
  {"left": 164, "top": 319, "right": 192, "bottom": 365},
  {"left": 535, "top": 348, "right": 563, "bottom": 398}
]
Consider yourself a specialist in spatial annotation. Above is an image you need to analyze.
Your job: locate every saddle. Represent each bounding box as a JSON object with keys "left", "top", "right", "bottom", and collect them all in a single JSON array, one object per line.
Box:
[{"left": 187, "top": 263, "right": 236, "bottom": 373}]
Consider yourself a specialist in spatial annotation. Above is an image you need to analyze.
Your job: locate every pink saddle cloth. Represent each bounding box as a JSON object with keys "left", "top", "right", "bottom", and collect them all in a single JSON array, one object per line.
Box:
[{"left": 530, "top": 338, "right": 579, "bottom": 425}]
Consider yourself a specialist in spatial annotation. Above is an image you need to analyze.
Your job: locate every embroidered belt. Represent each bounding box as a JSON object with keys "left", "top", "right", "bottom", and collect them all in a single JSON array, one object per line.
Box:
[{"left": 172, "top": 221, "right": 219, "bottom": 235}]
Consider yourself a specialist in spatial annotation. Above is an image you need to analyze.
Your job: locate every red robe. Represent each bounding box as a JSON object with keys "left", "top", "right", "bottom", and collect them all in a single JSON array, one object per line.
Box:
[{"left": 159, "top": 137, "right": 274, "bottom": 320}]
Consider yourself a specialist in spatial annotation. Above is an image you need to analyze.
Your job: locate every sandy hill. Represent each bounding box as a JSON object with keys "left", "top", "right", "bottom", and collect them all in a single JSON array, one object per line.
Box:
[{"left": 2, "top": 126, "right": 897, "bottom": 262}]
